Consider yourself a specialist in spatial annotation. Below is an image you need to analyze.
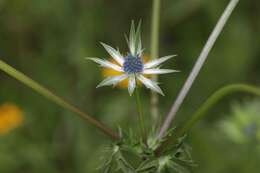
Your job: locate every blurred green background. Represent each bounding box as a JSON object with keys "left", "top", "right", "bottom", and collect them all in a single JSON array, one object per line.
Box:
[{"left": 0, "top": 0, "right": 260, "bottom": 172}]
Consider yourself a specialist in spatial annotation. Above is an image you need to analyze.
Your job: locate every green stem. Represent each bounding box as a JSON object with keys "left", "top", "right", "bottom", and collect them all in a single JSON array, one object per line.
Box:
[
  {"left": 135, "top": 86, "right": 146, "bottom": 141},
  {"left": 155, "top": 84, "right": 260, "bottom": 155},
  {"left": 0, "top": 59, "right": 119, "bottom": 140},
  {"left": 150, "top": 0, "right": 161, "bottom": 123},
  {"left": 177, "top": 84, "right": 260, "bottom": 137}
]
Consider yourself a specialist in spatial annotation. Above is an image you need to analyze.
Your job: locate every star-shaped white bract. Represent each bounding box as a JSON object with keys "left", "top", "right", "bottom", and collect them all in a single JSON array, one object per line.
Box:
[{"left": 87, "top": 21, "right": 178, "bottom": 96}]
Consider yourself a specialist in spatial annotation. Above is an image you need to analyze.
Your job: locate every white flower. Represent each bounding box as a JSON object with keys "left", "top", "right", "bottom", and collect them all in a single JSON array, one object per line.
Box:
[{"left": 86, "top": 21, "right": 178, "bottom": 96}]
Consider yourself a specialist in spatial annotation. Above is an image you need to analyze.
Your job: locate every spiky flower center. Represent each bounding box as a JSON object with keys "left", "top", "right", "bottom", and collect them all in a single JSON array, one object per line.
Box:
[{"left": 123, "top": 54, "right": 143, "bottom": 74}]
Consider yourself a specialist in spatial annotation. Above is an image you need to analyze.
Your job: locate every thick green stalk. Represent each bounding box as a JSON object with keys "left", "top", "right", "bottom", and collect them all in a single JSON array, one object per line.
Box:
[
  {"left": 177, "top": 84, "right": 260, "bottom": 136},
  {"left": 135, "top": 86, "right": 146, "bottom": 142},
  {"left": 150, "top": 0, "right": 161, "bottom": 123},
  {"left": 0, "top": 59, "right": 119, "bottom": 140}
]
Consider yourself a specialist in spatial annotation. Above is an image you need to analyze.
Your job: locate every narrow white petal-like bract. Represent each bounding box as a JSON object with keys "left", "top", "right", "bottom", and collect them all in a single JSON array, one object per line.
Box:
[
  {"left": 97, "top": 74, "right": 128, "bottom": 88},
  {"left": 144, "top": 55, "right": 176, "bottom": 69},
  {"left": 86, "top": 57, "right": 123, "bottom": 72},
  {"left": 137, "top": 75, "right": 164, "bottom": 96},
  {"left": 137, "top": 38, "right": 142, "bottom": 56},
  {"left": 128, "top": 21, "right": 142, "bottom": 57},
  {"left": 128, "top": 75, "right": 136, "bottom": 96},
  {"left": 143, "top": 68, "right": 178, "bottom": 74},
  {"left": 100, "top": 42, "right": 124, "bottom": 65},
  {"left": 135, "top": 21, "right": 142, "bottom": 56},
  {"left": 129, "top": 21, "right": 136, "bottom": 56}
]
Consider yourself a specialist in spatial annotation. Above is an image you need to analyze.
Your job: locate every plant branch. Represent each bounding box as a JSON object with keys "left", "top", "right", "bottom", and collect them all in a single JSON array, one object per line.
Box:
[
  {"left": 0, "top": 59, "right": 119, "bottom": 140},
  {"left": 158, "top": 0, "right": 240, "bottom": 139},
  {"left": 150, "top": 0, "right": 161, "bottom": 124},
  {"left": 177, "top": 84, "right": 260, "bottom": 137},
  {"left": 155, "top": 84, "right": 260, "bottom": 155}
]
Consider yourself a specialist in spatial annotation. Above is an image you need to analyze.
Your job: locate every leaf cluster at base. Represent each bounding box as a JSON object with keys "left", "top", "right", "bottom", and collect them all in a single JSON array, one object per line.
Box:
[{"left": 99, "top": 128, "right": 196, "bottom": 173}]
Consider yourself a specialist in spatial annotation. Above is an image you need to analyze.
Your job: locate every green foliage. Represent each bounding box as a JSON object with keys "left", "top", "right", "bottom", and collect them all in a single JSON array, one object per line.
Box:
[
  {"left": 220, "top": 99, "right": 260, "bottom": 148},
  {"left": 100, "top": 129, "right": 195, "bottom": 173}
]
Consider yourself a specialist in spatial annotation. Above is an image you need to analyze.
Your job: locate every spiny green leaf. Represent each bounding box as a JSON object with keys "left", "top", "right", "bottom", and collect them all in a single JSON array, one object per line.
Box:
[{"left": 115, "top": 150, "right": 136, "bottom": 173}]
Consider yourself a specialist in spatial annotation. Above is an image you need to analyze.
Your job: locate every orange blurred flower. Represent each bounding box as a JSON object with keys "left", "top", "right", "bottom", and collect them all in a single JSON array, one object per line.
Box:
[
  {"left": 0, "top": 103, "right": 23, "bottom": 135},
  {"left": 102, "top": 54, "right": 150, "bottom": 88}
]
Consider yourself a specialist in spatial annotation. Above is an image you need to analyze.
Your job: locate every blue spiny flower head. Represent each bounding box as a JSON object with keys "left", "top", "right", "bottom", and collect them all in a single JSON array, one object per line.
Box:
[
  {"left": 86, "top": 20, "right": 178, "bottom": 96},
  {"left": 123, "top": 54, "right": 144, "bottom": 74}
]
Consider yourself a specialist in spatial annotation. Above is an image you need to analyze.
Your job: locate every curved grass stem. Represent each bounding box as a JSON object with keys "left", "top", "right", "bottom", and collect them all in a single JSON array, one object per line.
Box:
[
  {"left": 155, "top": 84, "right": 260, "bottom": 155},
  {"left": 0, "top": 59, "right": 119, "bottom": 140},
  {"left": 177, "top": 84, "right": 260, "bottom": 137}
]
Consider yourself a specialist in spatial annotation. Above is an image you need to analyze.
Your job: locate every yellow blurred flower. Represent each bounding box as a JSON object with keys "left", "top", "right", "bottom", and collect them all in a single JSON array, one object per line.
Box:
[
  {"left": 0, "top": 103, "right": 23, "bottom": 135},
  {"left": 102, "top": 54, "right": 150, "bottom": 88}
]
